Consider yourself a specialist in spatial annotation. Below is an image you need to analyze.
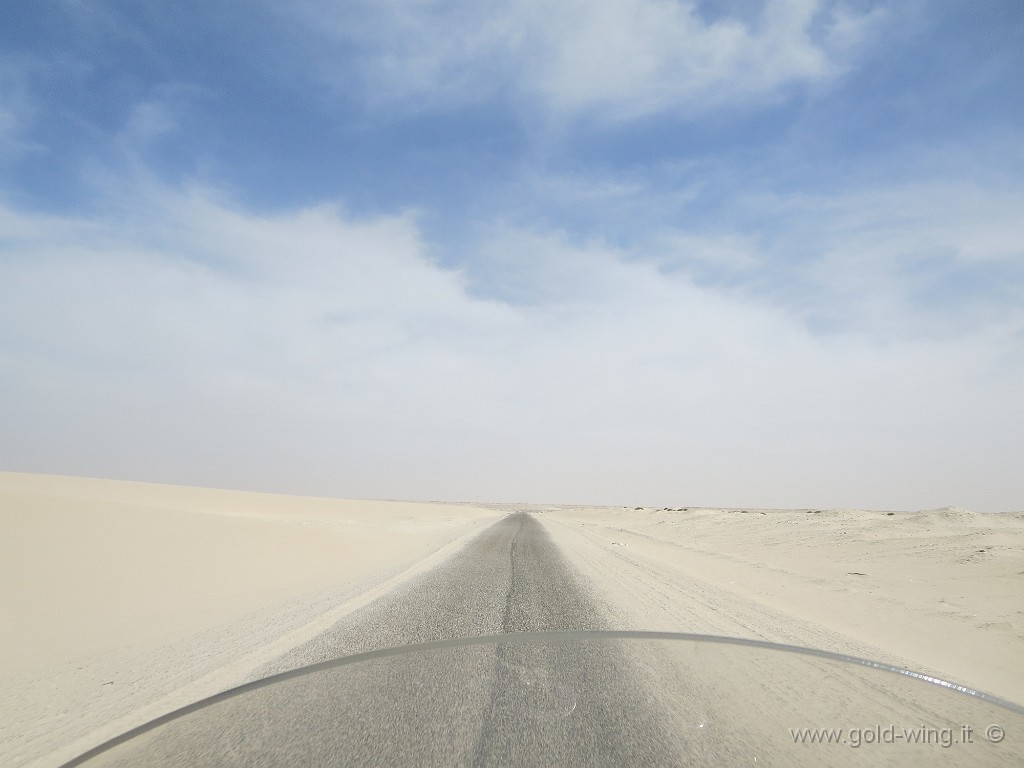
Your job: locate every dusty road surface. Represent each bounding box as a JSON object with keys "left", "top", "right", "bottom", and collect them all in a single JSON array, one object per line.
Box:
[
  {"left": 64, "top": 513, "right": 1023, "bottom": 767},
  {"left": 73, "top": 514, "right": 685, "bottom": 766}
]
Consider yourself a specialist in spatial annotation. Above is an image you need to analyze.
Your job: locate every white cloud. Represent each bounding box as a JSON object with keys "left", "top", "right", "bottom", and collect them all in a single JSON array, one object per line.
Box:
[
  {"left": 734, "top": 179, "right": 1024, "bottom": 340},
  {"left": 1, "top": 180, "right": 1021, "bottom": 511},
  {"left": 0, "top": 57, "right": 42, "bottom": 159},
  {"left": 488, "top": 161, "right": 1024, "bottom": 344},
  {"left": 288, "top": 0, "right": 886, "bottom": 120}
]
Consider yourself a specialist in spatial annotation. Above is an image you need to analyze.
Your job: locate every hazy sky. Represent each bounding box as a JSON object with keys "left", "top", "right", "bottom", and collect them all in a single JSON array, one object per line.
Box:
[{"left": 2, "top": 1, "right": 1022, "bottom": 511}]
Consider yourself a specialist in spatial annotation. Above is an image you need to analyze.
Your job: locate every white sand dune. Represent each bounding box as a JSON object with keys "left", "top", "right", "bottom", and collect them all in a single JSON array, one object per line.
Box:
[
  {"left": 0, "top": 472, "right": 500, "bottom": 767},
  {"left": 3, "top": 473, "right": 1022, "bottom": 766}
]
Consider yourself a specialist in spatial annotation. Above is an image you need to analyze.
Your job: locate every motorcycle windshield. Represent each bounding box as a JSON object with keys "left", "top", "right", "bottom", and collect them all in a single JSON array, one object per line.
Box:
[{"left": 64, "top": 632, "right": 1022, "bottom": 767}]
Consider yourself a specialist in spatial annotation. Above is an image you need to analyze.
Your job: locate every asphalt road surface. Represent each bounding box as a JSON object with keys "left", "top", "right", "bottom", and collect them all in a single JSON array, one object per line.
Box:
[{"left": 83, "top": 513, "right": 688, "bottom": 766}]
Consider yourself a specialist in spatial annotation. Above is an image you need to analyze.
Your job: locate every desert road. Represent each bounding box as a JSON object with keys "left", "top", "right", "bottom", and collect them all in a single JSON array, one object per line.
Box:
[
  {"left": 65, "top": 511, "right": 1023, "bottom": 768},
  {"left": 81, "top": 513, "right": 688, "bottom": 766},
  {"left": 5, "top": 473, "right": 1018, "bottom": 768}
]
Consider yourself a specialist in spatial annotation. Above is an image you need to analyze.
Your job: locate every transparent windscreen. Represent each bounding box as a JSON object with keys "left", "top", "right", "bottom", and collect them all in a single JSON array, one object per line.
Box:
[{"left": 69, "top": 634, "right": 1022, "bottom": 767}]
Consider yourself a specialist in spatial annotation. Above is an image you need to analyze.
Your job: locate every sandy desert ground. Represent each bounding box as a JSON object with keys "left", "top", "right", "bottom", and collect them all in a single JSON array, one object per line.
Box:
[
  {"left": 2, "top": 472, "right": 1022, "bottom": 766},
  {"left": 537, "top": 503, "right": 1024, "bottom": 705},
  {"left": 0, "top": 473, "right": 501, "bottom": 766}
]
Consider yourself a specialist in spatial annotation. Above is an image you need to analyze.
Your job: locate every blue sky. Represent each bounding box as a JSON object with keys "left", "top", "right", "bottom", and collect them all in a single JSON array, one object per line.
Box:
[{"left": 2, "top": 1, "right": 1022, "bottom": 510}]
